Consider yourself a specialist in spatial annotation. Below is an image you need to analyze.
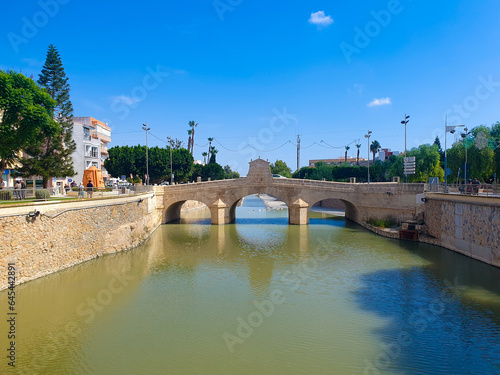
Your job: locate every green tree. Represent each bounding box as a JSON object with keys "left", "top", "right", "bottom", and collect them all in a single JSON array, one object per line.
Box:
[
  {"left": 370, "top": 140, "right": 381, "bottom": 162},
  {"left": 188, "top": 120, "right": 198, "bottom": 155},
  {"left": 355, "top": 143, "right": 361, "bottom": 165},
  {"left": 209, "top": 147, "right": 218, "bottom": 164},
  {"left": 270, "top": 160, "right": 292, "bottom": 177},
  {"left": 406, "top": 144, "right": 444, "bottom": 182},
  {"left": 0, "top": 70, "right": 58, "bottom": 177},
  {"left": 18, "top": 45, "right": 76, "bottom": 187},
  {"left": 344, "top": 146, "right": 350, "bottom": 163},
  {"left": 223, "top": 165, "right": 240, "bottom": 179},
  {"left": 202, "top": 152, "right": 208, "bottom": 165},
  {"left": 202, "top": 163, "right": 224, "bottom": 180}
]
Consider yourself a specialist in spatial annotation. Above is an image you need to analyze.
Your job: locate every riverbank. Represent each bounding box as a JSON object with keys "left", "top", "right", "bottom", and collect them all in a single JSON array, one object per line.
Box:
[{"left": 0, "top": 192, "right": 161, "bottom": 290}]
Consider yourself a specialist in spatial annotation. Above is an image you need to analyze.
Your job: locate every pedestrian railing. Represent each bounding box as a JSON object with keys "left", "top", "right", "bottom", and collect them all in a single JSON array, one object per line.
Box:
[
  {"left": 0, "top": 185, "right": 155, "bottom": 203},
  {"left": 424, "top": 183, "right": 500, "bottom": 196}
]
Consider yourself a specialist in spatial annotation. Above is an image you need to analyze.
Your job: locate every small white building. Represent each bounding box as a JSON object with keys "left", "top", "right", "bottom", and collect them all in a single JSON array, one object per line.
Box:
[{"left": 71, "top": 117, "right": 111, "bottom": 184}]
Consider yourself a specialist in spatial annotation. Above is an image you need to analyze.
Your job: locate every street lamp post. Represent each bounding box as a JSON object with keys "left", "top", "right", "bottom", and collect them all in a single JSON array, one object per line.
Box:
[
  {"left": 142, "top": 123, "right": 150, "bottom": 186},
  {"left": 365, "top": 131, "right": 372, "bottom": 183},
  {"left": 167, "top": 137, "right": 174, "bottom": 185},
  {"left": 461, "top": 127, "right": 471, "bottom": 185},
  {"left": 444, "top": 118, "right": 464, "bottom": 193},
  {"left": 401, "top": 114, "right": 410, "bottom": 182}
]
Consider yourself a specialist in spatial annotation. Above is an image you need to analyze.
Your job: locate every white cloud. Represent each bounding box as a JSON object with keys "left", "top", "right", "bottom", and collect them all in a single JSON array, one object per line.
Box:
[
  {"left": 368, "top": 97, "right": 392, "bottom": 107},
  {"left": 309, "top": 11, "right": 334, "bottom": 27},
  {"left": 111, "top": 95, "right": 141, "bottom": 106}
]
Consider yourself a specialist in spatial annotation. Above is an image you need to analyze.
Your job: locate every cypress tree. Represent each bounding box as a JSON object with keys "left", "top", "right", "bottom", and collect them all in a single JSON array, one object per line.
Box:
[{"left": 19, "top": 44, "right": 76, "bottom": 187}]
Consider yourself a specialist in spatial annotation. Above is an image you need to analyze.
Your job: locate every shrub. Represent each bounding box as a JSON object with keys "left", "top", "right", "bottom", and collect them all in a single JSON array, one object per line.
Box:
[
  {"left": 367, "top": 216, "right": 398, "bottom": 228},
  {"left": 0, "top": 190, "right": 13, "bottom": 200},
  {"left": 35, "top": 189, "right": 50, "bottom": 200}
]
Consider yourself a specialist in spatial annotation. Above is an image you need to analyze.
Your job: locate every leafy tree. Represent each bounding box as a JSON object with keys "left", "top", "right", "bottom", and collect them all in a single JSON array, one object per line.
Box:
[
  {"left": 370, "top": 140, "right": 381, "bottom": 162},
  {"left": 0, "top": 70, "right": 58, "bottom": 177},
  {"left": 223, "top": 165, "right": 240, "bottom": 179},
  {"left": 202, "top": 163, "right": 224, "bottom": 180},
  {"left": 105, "top": 145, "right": 194, "bottom": 183},
  {"left": 202, "top": 152, "right": 208, "bottom": 165},
  {"left": 405, "top": 144, "right": 444, "bottom": 182},
  {"left": 18, "top": 45, "right": 76, "bottom": 187},
  {"left": 270, "top": 160, "right": 292, "bottom": 177},
  {"left": 167, "top": 137, "right": 184, "bottom": 149},
  {"left": 433, "top": 136, "right": 444, "bottom": 164}
]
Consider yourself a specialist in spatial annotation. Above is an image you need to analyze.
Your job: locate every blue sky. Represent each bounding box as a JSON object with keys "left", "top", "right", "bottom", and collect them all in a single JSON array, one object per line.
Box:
[{"left": 2, "top": 0, "right": 500, "bottom": 174}]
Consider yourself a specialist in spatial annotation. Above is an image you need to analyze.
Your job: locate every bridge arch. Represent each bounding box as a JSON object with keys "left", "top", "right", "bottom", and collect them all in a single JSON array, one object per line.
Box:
[
  {"left": 309, "top": 197, "right": 359, "bottom": 222},
  {"left": 227, "top": 188, "right": 291, "bottom": 223},
  {"left": 163, "top": 198, "right": 212, "bottom": 224}
]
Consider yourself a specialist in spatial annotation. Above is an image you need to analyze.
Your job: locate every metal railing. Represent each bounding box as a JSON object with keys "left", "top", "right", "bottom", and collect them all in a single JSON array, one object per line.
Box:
[
  {"left": 0, "top": 185, "right": 154, "bottom": 203},
  {"left": 424, "top": 183, "right": 500, "bottom": 196}
]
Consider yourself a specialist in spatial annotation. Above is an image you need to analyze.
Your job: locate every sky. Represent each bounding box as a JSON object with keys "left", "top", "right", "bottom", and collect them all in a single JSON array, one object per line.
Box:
[{"left": 2, "top": 0, "right": 500, "bottom": 174}]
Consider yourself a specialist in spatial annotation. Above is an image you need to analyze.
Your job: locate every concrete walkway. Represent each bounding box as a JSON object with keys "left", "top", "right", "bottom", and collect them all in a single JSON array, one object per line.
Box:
[{"left": 257, "top": 194, "right": 345, "bottom": 217}]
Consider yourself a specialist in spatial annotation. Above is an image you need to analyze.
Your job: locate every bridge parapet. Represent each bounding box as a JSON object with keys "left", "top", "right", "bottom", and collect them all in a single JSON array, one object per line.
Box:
[{"left": 155, "top": 158, "right": 425, "bottom": 225}]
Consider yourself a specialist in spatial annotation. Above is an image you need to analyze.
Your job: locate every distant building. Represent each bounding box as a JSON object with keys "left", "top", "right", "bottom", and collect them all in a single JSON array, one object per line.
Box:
[
  {"left": 72, "top": 117, "right": 111, "bottom": 184},
  {"left": 376, "top": 148, "right": 400, "bottom": 161},
  {"left": 309, "top": 157, "right": 371, "bottom": 168}
]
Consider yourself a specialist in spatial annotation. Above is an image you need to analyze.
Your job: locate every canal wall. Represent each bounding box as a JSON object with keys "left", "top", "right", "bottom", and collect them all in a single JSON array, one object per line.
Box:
[
  {"left": 424, "top": 194, "right": 500, "bottom": 268},
  {"left": 0, "top": 193, "right": 161, "bottom": 290}
]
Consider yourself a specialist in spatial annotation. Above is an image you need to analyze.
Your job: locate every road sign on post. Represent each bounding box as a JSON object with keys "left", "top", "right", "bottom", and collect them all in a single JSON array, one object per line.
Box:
[{"left": 404, "top": 157, "right": 416, "bottom": 175}]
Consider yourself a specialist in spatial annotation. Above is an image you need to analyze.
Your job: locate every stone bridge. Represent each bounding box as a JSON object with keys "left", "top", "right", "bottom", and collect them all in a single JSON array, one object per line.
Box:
[{"left": 154, "top": 159, "right": 425, "bottom": 225}]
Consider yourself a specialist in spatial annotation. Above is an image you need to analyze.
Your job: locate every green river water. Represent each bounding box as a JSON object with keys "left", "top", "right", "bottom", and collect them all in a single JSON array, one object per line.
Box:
[{"left": 1, "top": 195, "right": 500, "bottom": 374}]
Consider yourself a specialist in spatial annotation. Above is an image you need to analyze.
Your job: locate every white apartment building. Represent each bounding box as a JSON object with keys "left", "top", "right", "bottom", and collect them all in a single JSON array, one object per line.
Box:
[{"left": 71, "top": 117, "right": 111, "bottom": 184}]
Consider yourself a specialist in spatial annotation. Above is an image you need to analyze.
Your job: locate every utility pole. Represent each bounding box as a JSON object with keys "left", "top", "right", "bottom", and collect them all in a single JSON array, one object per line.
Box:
[{"left": 296, "top": 134, "right": 301, "bottom": 171}]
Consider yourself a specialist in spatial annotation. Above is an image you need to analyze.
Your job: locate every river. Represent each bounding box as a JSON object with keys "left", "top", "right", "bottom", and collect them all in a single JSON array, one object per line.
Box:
[{"left": 1, "top": 195, "right": 499, "bottom": 374}]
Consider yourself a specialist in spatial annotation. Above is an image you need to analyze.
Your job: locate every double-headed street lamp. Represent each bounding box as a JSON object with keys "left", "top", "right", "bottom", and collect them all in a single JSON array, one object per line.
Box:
[
  {"left": 401, "top": 114, "right": 410, "bottom": 157},
  {"left": 142, "top": 123, "right": 150, "bottom": 186},
  {"left": 461, "top": 127, "right": 472, "bottom": 184},
  {"left": 444, "top": 118, "right": 464, "bottom": 193},
  {"left": 365, "top": 130, "right": 372, "bottom": 183},
  {"left": 401, "top": 114, "right": 410, "bottom": 183}
]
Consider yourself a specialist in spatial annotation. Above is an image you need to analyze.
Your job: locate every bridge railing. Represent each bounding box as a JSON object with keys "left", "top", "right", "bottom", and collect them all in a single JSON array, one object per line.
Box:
[{"left": 425, "top": 183, "right": 500, "bottom": 196}]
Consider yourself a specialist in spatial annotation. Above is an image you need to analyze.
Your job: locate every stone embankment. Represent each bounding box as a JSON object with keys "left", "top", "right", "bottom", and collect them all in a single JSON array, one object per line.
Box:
[{"left": 0, "top": 193, "right": 161, "bottom": 290}]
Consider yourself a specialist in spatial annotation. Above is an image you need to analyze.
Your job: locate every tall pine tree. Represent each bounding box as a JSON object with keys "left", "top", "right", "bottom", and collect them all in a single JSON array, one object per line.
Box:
[{"left": 19, "top": 44, "right": 76, "bottom": 187}]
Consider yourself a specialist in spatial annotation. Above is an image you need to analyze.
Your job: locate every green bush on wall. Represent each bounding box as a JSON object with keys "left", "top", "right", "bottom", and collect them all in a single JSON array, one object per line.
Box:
[
  {"left": 35, "top": 189, "right": 50, "bottom": 200},
  {"left": 0, "top": 190, "right": 13, "bottom": 200},
  {"left": 367, "top": 216, "right": 399, "bottom": 228}
]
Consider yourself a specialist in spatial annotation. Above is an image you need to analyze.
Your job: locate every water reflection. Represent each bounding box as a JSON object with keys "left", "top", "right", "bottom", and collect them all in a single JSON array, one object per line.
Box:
[{"left": 1, "top": 195, "right": 499, "bottom": 374}]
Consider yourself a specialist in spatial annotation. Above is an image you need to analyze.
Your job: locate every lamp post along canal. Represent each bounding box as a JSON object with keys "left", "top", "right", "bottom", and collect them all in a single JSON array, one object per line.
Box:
[
  {"left": 444, "top": 117, "right": 464, "bottom": 193},
  {"left": 365, "top": 131, "right": 372, "bottom": 184},
  {"left": 142, "top": 123, "right": 151, "bottom": 186},
  {"left": 401, "top": 114, "right": 410, "bottom": 182},
  {"left": 461, "top": 127, "right": 472, "bottom": 184}
]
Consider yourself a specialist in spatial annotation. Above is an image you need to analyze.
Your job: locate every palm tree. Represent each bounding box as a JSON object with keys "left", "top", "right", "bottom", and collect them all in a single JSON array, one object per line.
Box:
[
  {"left": 187, "top": 129, "right": 193, "bottom": 154},
  {"left": 207, "top": 137, "right": 214, "bottom": 161},
  {"left": 189, "top": 121, "right": 198, "bottom": 155},
  {"left": 370, "top": 140, "right": 381, "bottom": 163},
  {"left": 210, "top": 148, "right": 219, "bottom": 164},
  {"left": 344, "top": 146, "right": 350, "bottom": 163},
  {"left": 355, "top": 143, "right": 361, "bottom": 165},
  {"left": 202, "top": 152, "right": 208, "bottom": 165}
]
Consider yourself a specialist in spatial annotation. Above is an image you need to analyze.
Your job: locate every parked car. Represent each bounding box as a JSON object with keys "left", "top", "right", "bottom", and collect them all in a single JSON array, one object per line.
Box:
[{"left": 272, "top": 174, "right": 287, "bottom": 179}]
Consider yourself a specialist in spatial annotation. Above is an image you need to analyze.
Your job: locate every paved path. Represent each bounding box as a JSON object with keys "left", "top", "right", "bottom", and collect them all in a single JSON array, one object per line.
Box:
[{"left": 257, "top": 194, "right": 345, "bottom": 217}]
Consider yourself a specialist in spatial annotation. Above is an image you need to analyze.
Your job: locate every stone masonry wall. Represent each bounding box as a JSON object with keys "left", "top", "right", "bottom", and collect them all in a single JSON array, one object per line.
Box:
[
  {"left": 0, "top": 194, "right": 161, "bottom": 290},
  {"left": 425, "top": 194, "right": 500, "bottom": 267}
]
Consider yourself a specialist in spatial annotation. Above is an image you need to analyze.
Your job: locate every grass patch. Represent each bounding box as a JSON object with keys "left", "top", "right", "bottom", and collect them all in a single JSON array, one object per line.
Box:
[{"left": 367, "top": 216, "right": 399, "bottom": 228}]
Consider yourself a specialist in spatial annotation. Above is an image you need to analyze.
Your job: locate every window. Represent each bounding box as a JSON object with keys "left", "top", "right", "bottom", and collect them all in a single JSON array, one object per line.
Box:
[
  {"left": 83, "top": 127, "right": 91, "bottom": 140},
  {"left": 92, "top": 147, "right": 98, "bottom": 158}
]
